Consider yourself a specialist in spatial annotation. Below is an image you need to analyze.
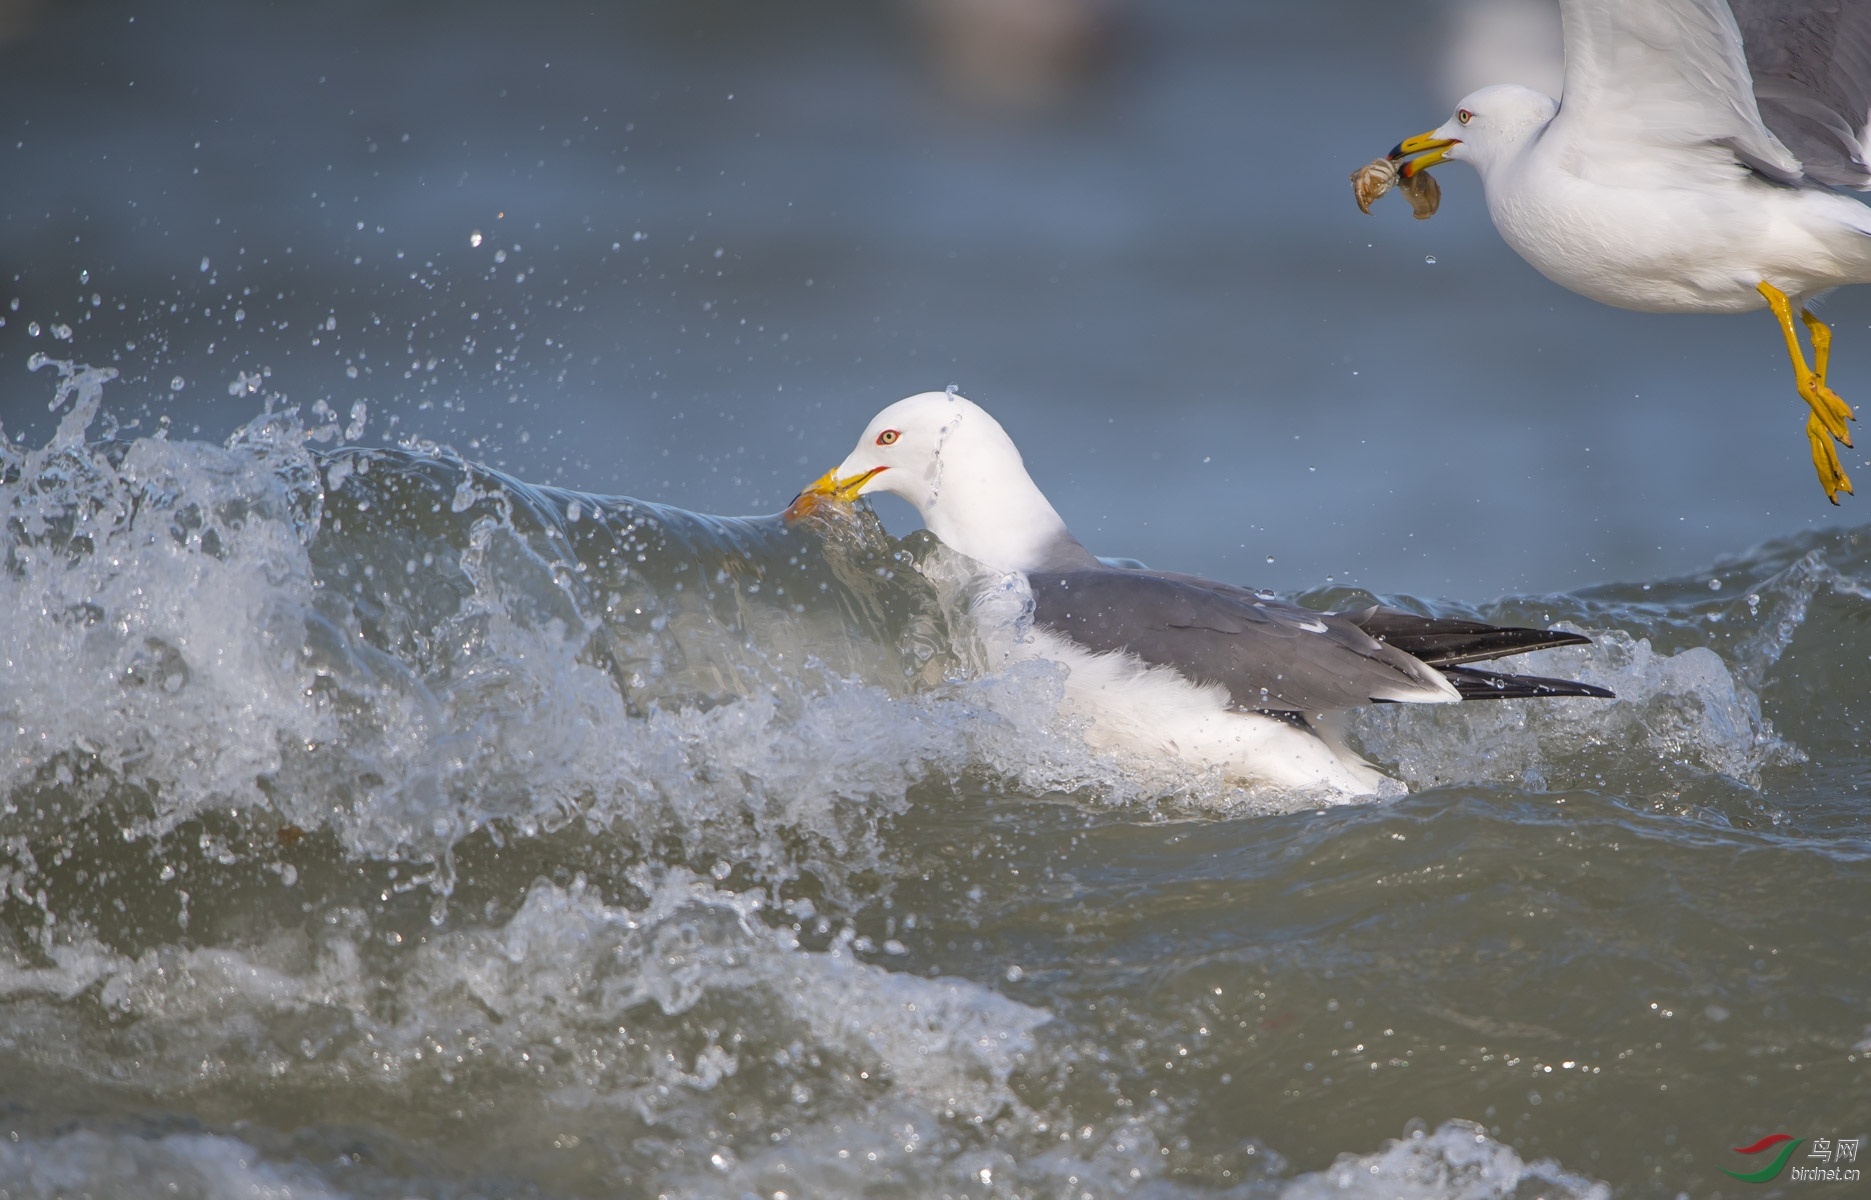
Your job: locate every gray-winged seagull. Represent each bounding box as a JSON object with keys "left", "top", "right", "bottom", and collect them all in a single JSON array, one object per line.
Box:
[
  {"left": 785, "top": 392, "right": 1613, "bottom": 794},
  {"left": 1384, "top": 0, "right": 1871, "bottom": 503}
]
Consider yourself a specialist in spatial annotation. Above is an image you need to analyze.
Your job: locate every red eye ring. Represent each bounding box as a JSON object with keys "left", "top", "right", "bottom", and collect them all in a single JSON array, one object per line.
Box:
[
  {"left": 1457, "top": 109, "right": 1472, "bottom": 125},
  {"left": 876, "top": 429, "right": 900, "bottom": 446}
]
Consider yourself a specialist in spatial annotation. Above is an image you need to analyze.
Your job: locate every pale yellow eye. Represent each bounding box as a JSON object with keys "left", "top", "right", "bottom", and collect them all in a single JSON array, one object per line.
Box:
[
  {"left": 1457, "top": 109, "right": 1473, "bottom": 125},
  {"left": 876, "top": 429, "right": 900, "bottom": 446}
]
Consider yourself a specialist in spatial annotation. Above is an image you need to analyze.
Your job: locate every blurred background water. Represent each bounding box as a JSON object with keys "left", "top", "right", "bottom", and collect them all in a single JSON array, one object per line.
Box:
[
  {"left": 1, "top": 3, "right": 1868, "bottom": 1199},
  {"left": 0, "top": 0, "right": 1859, "bottom": 596}
]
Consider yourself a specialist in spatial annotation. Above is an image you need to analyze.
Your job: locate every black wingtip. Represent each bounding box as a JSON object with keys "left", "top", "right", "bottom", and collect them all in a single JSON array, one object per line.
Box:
[
  {"left": 1344, "top": 607, "right": 1597, "bottom": 666},
  {"left": 1441, "top": 665, "right": 1615, "bottom": 702}
]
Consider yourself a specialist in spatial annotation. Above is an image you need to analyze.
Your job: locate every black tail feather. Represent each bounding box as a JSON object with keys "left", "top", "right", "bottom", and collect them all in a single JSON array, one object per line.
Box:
[{"left": 1342, "top": 605, "right": 1593, "bottom": 666}]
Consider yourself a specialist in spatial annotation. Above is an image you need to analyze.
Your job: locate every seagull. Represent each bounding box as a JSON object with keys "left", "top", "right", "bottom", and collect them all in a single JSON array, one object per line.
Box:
[
  {"left": 1385, "top": 0, "right": 1871, "bottom": 502},
  {"left": 785, "top": 392, "right": 1612, "bottom": 794}
]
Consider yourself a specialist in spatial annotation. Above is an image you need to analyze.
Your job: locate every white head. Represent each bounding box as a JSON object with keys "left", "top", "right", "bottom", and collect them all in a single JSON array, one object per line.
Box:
[
  {"left": 785, "top": 391, "right": 1094, "bottom": 573},
  {"left": 1392, "top": 84, "right": 1557, "bottom": 183}
]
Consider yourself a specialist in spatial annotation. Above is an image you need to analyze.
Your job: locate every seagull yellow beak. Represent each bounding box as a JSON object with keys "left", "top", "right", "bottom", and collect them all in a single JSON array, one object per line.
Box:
[
  {"left": 1390, "top": 131, "right": 1458, "bottom": 177},
  {"left": 782, "top": 466, "right": 886, "bottom": 522}
]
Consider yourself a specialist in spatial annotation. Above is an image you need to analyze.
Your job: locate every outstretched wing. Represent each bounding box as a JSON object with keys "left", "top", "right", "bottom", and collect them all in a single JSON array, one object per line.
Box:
[
  {"left": 1026, "top": 570, "right": 1460, "bottom": 714},
  {"left": 1554, "top": 0, "right": 1805, "bottom": 183},
  {"left": 1729, "top": 0, "right": 1871, "bottom": 188}
]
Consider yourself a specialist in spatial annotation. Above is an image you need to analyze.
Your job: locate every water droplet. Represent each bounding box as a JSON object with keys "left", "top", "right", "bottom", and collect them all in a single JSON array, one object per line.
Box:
[
  {"left": 77, "top": 269, "right": 88, "bottom": 284},
  {"left": 26, "top": 321, "right": 39, "bottom": 337},
  {"left": 945, "top": 383, "right": 960, "bottom": 395},
  {"left": 1266, "top": 555, "right": 1276, "bottom": 564},
  {"left": 469, "top": 230, "right": 483, "bottom": 248},
  {"left": 493, "top": 248, "right": 507, "bottom": 263},
  {"left": 170, "top": 376, "right": 185, "bottom": 391},
  {"left": 1708, "top": 578, "right": 1722, "bottom": 591},
  {"left": 1424, "top": 255, "right": 1437, "bottom": 265},
  {"left": 199, "top": 256, "right": 210, "bottom": 273},
  {"left": 51, "top": 324, "right": 71, "bottom": 341}
]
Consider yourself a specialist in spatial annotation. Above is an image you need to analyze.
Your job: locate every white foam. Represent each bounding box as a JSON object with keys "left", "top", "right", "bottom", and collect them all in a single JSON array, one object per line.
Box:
[
  {"left": 1351, "top": 628, "right": 1794, "bottom": 791},
  {"left": 0, "top": 868, "right": 1052, "bottom": 1195},
  {"left": 396, "top": 870, "right": 1048, "bottom": 1124},
  {"left": 0, "top": 1129, "right": 344, "bottom": 1200},
  {"left": 1283, "top": 1120, "right": 1609, "bottom": 1200}
]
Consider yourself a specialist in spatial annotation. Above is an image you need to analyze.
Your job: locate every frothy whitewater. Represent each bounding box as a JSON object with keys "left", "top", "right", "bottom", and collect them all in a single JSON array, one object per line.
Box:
[{"left": 0, "top": 363, "right": 1865, "bottom": 1198}]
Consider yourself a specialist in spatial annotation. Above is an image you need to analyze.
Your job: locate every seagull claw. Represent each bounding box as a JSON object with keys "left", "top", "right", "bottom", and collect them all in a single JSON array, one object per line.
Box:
[
  {"left": 1807, "top": 412, "right": 1853, "bottom": 504},
  {"left": 1812, "top": 381, "right": 1855, "bottom": 447}
]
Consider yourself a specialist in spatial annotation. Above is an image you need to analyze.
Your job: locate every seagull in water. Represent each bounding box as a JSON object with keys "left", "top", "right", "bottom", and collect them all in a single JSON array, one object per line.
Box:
[
  {"left": 1386, "top": 0, "right": 1871, "bottom": 502},
  {"left": 785, "top": 392, "right": 1612, "bottom": 794}
]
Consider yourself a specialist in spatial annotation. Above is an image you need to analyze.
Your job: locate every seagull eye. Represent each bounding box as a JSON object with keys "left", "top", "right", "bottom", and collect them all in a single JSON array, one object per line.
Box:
[
  {"left": 1457, "top": 109, "right": 1473, "bottom": 125},
  {"left": 876, "top": 429, "right": 900, "bottom": 446}
]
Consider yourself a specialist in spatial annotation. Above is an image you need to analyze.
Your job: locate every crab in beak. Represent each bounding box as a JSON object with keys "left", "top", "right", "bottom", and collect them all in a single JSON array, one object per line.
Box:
[{"left": 781, "top": 466, "right": 887, "bottom": 522}]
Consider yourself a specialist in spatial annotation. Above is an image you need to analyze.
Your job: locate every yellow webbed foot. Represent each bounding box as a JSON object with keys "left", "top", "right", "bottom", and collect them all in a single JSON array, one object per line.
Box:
[
  {"left": 1807, "top": 412, "right": 1854, "bottom": 505},
  {"left": 1799, "top": 374, "right": 1855, "bottom": 446},
  {"left": 1799, "top": 308, "right": 1855, "bottom": 444}
]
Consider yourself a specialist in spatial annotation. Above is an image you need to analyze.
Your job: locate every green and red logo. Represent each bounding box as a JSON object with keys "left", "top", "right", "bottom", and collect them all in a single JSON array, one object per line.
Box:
[{"left": 1721, "top": 1135, "right": 1806, "bottom": 1183}]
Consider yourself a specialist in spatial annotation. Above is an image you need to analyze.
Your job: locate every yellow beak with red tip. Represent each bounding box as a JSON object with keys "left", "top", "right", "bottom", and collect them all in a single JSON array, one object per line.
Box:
[
  {"left": 1390, "top": 131, "right": 1459, "bottom": 177},
  {"left": 782, "top": 466, "right": 887, "bottom": 521}
]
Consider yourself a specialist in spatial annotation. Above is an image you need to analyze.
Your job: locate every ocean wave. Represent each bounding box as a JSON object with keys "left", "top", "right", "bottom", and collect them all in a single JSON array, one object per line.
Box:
[{"left": 4, "top": 364, "right": 1866, "bottom": 1196}]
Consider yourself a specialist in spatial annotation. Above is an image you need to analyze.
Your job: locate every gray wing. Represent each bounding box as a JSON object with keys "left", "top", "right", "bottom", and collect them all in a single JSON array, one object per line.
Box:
[
  {"left": 1137, "top": 578, "right": 1596, "bottom": 666},
  {"left": 1554, "top": 0, "right": 1805, "bottom": 183},
  {"left": 1026, "top": 570, "right": 1459, "bottom": 714},
  {"left": 1730, "top": 0, "right": 1871, "bottom": 188}
]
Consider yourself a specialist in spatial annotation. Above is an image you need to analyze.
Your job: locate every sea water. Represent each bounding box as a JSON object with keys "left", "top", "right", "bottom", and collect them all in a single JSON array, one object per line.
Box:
[{"left": 0, "top": 363, "right": 1865, "bottom": 1198}]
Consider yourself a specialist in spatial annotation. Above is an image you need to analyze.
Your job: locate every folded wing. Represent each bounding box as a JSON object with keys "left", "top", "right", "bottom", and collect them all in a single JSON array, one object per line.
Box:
[{"left": 1027, "top": 571, "right": 1614, "bottom": 713}]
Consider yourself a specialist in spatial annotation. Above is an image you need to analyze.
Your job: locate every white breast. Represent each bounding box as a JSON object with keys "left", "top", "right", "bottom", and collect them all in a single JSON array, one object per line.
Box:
[{"left": 1022, "top": 628, "right": 1393, "bottom": 797}]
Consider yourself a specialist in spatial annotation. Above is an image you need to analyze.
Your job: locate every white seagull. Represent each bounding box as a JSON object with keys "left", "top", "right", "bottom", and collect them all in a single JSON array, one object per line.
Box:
[
  {"left": 785, "top": 392, "right": 1612, "bottom": 795},
  {"left": 1386, "top": 0, "right": 1871, "bottom": 502}
]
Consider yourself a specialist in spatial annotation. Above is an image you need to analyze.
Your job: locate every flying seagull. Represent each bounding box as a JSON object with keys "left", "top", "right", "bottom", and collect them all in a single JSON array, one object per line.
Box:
[
  {"left": 1385, "top": 0, "right": 1871, "bottom": 502},
  {"left": 785, "top": 392, "right": 1612, "bottom": 794}
]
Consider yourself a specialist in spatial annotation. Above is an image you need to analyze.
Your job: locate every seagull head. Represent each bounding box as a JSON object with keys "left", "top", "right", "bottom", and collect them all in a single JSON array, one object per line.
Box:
[
  {"left": 1392, "top": 84, "right": 1557, "bottom": 180},
  {"left": 784, "top": 391, "right": 1088, "bottom": 573}
]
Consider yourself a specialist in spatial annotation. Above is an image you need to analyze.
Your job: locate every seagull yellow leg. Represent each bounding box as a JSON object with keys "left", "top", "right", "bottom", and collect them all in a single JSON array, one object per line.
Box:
[
  {"left": 1758, "top": 282, "right": 1855, "bottom": 501},
  {"left": 1758, "top": 281, "right": 1854, "bottom": 443},
  {"left": 1802, "top": 307, "right": 1833, "bottom": 383}
]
